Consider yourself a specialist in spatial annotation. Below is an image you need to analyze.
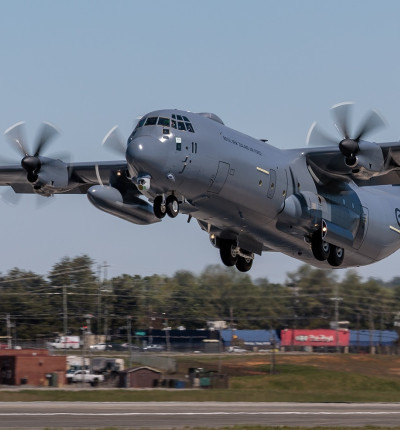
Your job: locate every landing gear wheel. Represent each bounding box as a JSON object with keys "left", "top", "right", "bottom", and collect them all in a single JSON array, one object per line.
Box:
[
  {"left": 327, "top": 246, "right": 344, "bottom": 267},
  {"left": 153, "top": 196, "right": 166, "bottom": 219},
  {"left": 311, "top": 229, "right": 330, "bottom": 261},
  {"left": 220, "top": 240, "right": 238, "bottom": 267},
  {"left": 166, "top": 195, "right": 179, "bottom": 218},
  {"left": 236, "top": 256, "right": 253, "bottom": 272}
]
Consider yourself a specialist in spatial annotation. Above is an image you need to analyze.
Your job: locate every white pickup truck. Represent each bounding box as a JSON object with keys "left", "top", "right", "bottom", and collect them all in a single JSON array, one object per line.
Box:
[{"left": 66, "top": 370, "right": 104, "bottom": 385}]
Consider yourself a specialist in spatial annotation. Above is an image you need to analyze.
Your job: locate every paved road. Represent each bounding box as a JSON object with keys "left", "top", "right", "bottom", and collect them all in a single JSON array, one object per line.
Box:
[{"left": 0, "top": 401, "right": 400, "bottom": 428}]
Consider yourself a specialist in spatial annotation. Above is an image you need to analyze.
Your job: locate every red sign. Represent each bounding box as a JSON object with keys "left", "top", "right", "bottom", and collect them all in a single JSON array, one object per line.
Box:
[{"left": 281, "top": 329, "right": 349, "bottom": 347}]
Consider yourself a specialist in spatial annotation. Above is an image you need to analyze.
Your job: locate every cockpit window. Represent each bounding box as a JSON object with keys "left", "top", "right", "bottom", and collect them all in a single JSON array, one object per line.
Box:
[
  {"left": 132, "top": 113, "right": 194, "bottom": 135},
  {"left": 145, "top": 117, "right": 158, "bottom": 126},
  {"left": 158, "top": 117, "right": 170, "bottom": 127}
]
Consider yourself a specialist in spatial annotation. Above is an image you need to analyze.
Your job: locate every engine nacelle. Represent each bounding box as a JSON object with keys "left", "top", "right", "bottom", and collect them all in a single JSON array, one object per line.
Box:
[
  {"left": 87, "top": 185, "right": 160, "bottom": 225},
  {"left": 347, "top": 141, "right": 385, "bottom": 180}
]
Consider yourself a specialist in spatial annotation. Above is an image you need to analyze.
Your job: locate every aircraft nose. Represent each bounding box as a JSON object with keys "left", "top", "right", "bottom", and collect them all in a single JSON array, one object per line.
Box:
[{"left": 126, "top": 136, "right": 166, "bottom": 178}]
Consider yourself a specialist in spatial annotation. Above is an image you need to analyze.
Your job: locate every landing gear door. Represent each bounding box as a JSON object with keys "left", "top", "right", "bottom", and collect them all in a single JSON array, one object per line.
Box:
[
  {"left": 208, "top": 161, "right": 230, "bottom": 194},
  {"left": 353, "top": 207, "right": 369, "bottom": 250}
]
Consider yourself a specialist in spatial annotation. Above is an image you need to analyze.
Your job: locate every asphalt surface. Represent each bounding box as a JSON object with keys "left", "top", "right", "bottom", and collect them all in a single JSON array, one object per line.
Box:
[{"left": 0, "top": 401, "right": 400, "bottom": 428}]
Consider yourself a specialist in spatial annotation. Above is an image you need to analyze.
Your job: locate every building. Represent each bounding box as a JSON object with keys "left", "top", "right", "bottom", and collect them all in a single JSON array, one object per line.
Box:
[
  {"left": 220, "top": 329, "right": 279, "bottom": 350},
  {"left": 119, "top": 366, "right": 162, "bottom": 388},
  {"left": 280, "top": 329, "right": 349, "bottom": 352},
  {"left": 350, "top": 330, "right": 399, "bottom": 353},
  {"left": 0, "top": 349, "right": 67, "bottom": 386}
]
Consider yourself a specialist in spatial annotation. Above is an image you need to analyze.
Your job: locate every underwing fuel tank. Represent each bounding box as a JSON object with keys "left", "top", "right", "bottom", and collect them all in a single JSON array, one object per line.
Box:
[{"left": 87, "top": 185, "right": 160, "bottom": 225}]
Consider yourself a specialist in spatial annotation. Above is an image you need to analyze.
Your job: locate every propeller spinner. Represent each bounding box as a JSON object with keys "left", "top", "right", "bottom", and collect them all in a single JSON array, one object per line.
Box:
[{"left": 4, "top": 121, "right": 59, "bottom": 183}]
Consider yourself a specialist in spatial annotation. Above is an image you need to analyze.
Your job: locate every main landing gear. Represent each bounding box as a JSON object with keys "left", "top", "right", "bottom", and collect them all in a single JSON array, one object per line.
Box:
[
  {"left": 311, "top": 229, "right": 344, "bottom": 267},
  {"left": 153, "top": 195, "right": 179, "bottom": 219},
  {"left": 219, "top": 239, "right": 254, "bottom": 273}
]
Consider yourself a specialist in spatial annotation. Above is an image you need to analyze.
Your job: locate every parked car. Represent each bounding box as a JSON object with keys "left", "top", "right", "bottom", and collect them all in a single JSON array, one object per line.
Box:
[
  {"left": 142, "top": 344, "right": 165, "bottom": 352},
  {"left": 227, "top": 346, "right": 247, "bottom": 353},
  {"left": 89, "top": 343, "right": 108, "bottom": 351},
  {"left": 66, "top": 370, "right": 104, "bottom": 385}
]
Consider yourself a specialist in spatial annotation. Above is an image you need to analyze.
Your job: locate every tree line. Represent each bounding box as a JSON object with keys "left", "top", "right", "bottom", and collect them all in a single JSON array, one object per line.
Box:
[{"left": 0, "top": 255, "right": 400, "bottom": 341}]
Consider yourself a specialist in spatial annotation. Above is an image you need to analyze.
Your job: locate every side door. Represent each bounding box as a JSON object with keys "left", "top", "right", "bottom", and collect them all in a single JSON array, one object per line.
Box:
[{"left": 208, "top": 161, "right": 230, "bottom": 194}]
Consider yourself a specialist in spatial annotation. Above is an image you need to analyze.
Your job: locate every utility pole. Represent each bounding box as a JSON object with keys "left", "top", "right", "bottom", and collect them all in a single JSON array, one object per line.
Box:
[
  {"left": 369, "top": 307, "right": 375, "bottom": 354},
  {"left": 63, "top": 285, "right": 68, "bottom": 335},
  {"left": 330, "top": 285, "right": 343, "bottom": 353},
  {"left": 97, "top": 262, "right": 110, "bottom": 342},
  {"left": 127, "top": 316, "right": 132, "bottom": 368},
  {"left": 6, "top": 314, "right": 11, "bottom": 349},
  {"left": 287, "top": 282, "right": 300, "bottom": 351},
  {"left": 97, "top": 265, "right": 102, "bottom": 344}
]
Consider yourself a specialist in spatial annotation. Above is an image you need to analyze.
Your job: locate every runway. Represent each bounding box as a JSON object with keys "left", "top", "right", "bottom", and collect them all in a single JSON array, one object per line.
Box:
[{"left": 0, "top": 402, "right": 400, "bottom": 428}]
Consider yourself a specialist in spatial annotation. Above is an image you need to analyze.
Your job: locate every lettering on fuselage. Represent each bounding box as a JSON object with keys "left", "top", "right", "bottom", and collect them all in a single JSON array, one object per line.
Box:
[{"left": 222, "top": 136, "right": 262, "bottom": 156}]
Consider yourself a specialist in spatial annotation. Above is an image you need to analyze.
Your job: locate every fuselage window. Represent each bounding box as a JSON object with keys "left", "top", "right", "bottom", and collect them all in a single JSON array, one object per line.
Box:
[
  {"left": 186, "top": 123, "right": 194, "bottom": 132},
  {"left": 172, "top": 114, "right": 176, "bottom": 119},
  {"left": 182, "top": 116, "right": 190, "bottom": 122},
  {"left": 158, "top": 117, "right": 170, "bottom": 127},
  {"left": 177, "top": 121, "right": 186, "bottom": 131},
  {"left": 171, "top": 120, "right": 177, "bottom": 129},
  {"left": 145, "top": 117, "right": 158, "bottom": 126},
  {"left": 137, "top": 118, "right": 146, "bottom": 128},
  {"left": 177, "top": 115, "right": 183, "bottom": 121}
]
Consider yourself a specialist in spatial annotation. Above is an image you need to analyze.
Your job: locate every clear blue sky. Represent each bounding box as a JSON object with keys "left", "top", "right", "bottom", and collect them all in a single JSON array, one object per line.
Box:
[{"left": 0, "top": 0, "right": 399, "bottom": 283}]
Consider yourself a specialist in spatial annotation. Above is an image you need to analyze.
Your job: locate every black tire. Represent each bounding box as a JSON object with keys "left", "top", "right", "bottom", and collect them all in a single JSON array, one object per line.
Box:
[
  {"left": 166, "top": 195, "right": 179, "bottom": 218},
  {"left": 311, "top": 229, "right": 330, "bottom": 261},
  {"left": 153, "top": 196, "right": 166, "bottom": 219},
  {"left": 236, "top": 256, "right": 253, "bottom": 272},
  {"left": 219, "top": 240, "right": 238, "bottom": 266},
  {"left": 327, "top": 246, "right": 344, "bottom": 267}
]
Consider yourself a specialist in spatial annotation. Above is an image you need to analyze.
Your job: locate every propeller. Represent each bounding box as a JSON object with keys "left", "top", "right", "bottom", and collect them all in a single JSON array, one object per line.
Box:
[
  {"left": 102, "top": 125, "right": 126, "bottom": 157},
  {"left": 4, "top": 121, "right": 60, "bottom": 183},
  {"left": 306, "top": 102, "right": 386, "bottom": 167}
]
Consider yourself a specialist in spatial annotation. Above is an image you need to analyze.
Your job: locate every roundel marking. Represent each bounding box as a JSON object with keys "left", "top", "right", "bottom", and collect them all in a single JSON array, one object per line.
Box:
[{"left": 396, "top": 208, "right": 400, "bottom": 226}]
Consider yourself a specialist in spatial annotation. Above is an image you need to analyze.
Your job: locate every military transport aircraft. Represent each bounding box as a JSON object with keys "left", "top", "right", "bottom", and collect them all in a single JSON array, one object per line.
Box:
[{"left": 1, "top": 102, "right": 400, "bottom": 272}]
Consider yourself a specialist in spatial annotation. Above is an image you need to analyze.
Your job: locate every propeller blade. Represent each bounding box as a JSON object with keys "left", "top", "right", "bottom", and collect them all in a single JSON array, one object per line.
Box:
[
  {"left": 94, "top": 164, "right": 104, "bottom": 186},
  {"left": 33, "top": 122, "right": 59, "bottom": 157},
  {"left": 354, "top": 109, "right": 386, "bottom": 141},
  {"left": 306, "top": 121, "right": 338, "bottom": 147},
  {"left": 331, "top": 102, "right": 354, "bottom": 140},
  {"left": 102, "top": 125, "right": 126, "bottom": 156},
  {"left": 4, "top": 121, "right": 29, "bottom": 157}
]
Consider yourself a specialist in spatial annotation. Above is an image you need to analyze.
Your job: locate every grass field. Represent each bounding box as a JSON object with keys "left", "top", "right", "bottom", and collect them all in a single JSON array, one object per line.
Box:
[
  {"left": 2, "top": 353, "right": 400, "bottom": 403},
  {"left": 4, "top": 354, "right": 400, "bottom": 430},
  {"left": 41, "top": 427, "right": 400, "bottom": 430}
]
